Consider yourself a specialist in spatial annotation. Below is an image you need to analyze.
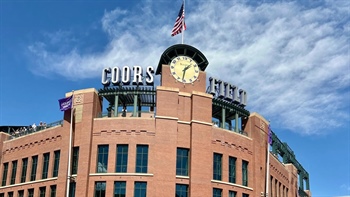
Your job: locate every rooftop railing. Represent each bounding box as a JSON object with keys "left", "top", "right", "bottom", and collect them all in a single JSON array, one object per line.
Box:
[
  {"left": 9, "top": 120, "right": 63, "bottom": 139},
  {"left": 212, "top": 122, "right": 248, "bottom": 136},
  {"left": 97, "top": 111, "right": 155, "bottom": 118}
]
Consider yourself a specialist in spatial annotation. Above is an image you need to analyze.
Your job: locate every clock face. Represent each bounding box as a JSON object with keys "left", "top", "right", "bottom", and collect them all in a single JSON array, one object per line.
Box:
[{"left": 169, "top": 56, "right": 200, "bottom": 83}]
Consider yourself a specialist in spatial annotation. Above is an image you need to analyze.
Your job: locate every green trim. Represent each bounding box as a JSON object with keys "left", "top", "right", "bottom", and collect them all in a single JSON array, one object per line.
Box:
[
  {"left": 270, "top": 131, "right": 310, "bottom": 190},
  {"left": 212, "top": 98, "right": 250, "bottom": 118},
  {"left": 98, "top": 87, "right": 156, "bottom": 108},
  {"left": 156, "top": 44, "right": 209, "bottom": 75}
]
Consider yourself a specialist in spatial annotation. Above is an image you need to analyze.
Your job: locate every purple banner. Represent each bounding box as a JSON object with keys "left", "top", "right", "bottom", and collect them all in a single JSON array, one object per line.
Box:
[
  {"left": 268, "top": 124, "right": 272, "bottom": 145},
  {"left": 58, "top": 95, "right": 73, "bottom": 111}
]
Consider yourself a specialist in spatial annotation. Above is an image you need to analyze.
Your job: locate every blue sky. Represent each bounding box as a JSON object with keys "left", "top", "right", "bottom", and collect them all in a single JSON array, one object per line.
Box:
[{"left": 0, "top": 0, "right": 349, "bottom": 196}]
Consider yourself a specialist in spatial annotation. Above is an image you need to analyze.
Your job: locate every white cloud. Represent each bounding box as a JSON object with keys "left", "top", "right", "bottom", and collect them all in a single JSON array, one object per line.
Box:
[{"left": 26, "top": 0, "right": 350, "bottom": 135}]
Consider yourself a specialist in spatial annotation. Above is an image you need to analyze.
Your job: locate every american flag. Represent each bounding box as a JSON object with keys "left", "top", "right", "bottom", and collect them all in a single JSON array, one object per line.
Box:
[{"left": 171, "top": 3, "right": 186, "bottom": 36}]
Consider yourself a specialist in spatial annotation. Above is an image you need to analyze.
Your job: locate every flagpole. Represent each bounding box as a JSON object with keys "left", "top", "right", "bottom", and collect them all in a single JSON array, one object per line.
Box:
[
  {"left": 66, "top": 90, "right": 74, "bottom": 197},
  {"left": 265, "top": 123, "right": 271, "bottom": 197},
  {"left": 182, "top": 0, "right": 185, "bottom": 44}
]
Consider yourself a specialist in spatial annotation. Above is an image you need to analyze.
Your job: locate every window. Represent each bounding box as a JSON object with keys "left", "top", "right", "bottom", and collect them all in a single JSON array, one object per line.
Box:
[
  {"left": 242, "top": 194, "right": 249, "bottom": 197},
  {"left": 7, "top": 192, "right": 13, "bottom": 197},
  {"left": 213, "top": 188, "right": 222, "bottom": 197},
  {"left": 94, "top": 181, "right": 106, "bottom": 197},
  {"left": 114, "top": 181, "right": 126, "bottom": 197},
  {"left": 229, "top": 191, "right": 236, "bottom": 197},
  {"left": 53, "top": 150, "right": 60, "bottom": 177},
  {"left": 176, "top": 148, "right": 189, "bottom": 176},
  {"left": 10, "top": 160, "right": 17, "bottom": 184},
  {"left": 136, "top": 145, "right": 148, "bottom": 173},
  {"left": 229, "top": 156, "right": 236, "bottom": 183},
  {"left": 42, "top": 153, "right": 50, "bottom": 179},
  {"left": 97, "top": 145, "right": 109, "bottom": 173},
  {"left": 213, "top": 153, "right": 222, "bottom": 180},
  {"left": 242, "top": 160, "right": 248, "bottom": 186},
  {"left": 72, "top": 147, "right": 79, "bottom": 174},
  {"left": 30, "top": 156, "right": 38, "bottom": 181},
  {"left": 50, "top": 185, "right": 57, "bottom": 197},
  {"left": 116, "top": 145, "right": 128, "bottom": 173},
  {"left": 274, "top": 179, "right": 277, "bottom": 197},
  {"left": 2, "top": 163, "right": 8, "bottom": 186},
  {"left": 134, "top": 182, "right": 147, "bottom": 197},
  {"left": 175, "top": 184, "right": 188, "bottom": 197},
  {"left": 21, "top": 158, "right": 28, "bottom": 183},
  {"left": 28, "top": 189, "right": 34, "bottom": 197},
  {"left": 270, "top": 176, "right": 273, "bottom": 197},
  {"left": 39, "top": 186, "right": 46, "bottom": 197},
  {"left": 18, "top": 190, "right": 24, "bottom": 197},
  {"left": 69, "top": 182, "right": 76, "bottom": 197}
]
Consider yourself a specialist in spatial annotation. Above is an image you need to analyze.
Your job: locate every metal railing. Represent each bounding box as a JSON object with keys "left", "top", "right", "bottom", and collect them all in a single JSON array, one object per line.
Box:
[
  {"left": 9, "top": 120, "right": 63, "bottom": 139},
  {"left": 97, "top": 111, "right": 155, "bottom": 118},
  {"left": 212, "top": 122, "right": 248, "bottom": 136}
]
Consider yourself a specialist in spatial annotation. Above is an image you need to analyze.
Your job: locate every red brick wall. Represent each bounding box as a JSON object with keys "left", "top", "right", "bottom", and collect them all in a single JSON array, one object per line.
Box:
[{"left": 0, "top": 84, "right": 303, "bottom": 197}]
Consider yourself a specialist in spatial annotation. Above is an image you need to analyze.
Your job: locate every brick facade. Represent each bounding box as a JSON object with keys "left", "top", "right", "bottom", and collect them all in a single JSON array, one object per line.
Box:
[{"left": 0, "top": 64, "right": 310, "bottom": 197}]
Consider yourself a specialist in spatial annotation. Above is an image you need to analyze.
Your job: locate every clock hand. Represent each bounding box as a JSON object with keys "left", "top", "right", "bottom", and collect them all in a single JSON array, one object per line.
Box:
[
  {"left": 183, "top": 64, "right": 191, "bottom": 71},
  {"left": 182, "top": 65, "right": 192, "bottom": 78},
  {"left": 182, "top": 65, "right": 192, "bottom": 80}
]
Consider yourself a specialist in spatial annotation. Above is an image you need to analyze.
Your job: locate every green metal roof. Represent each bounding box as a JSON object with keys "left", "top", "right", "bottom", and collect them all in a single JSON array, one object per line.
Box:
[
  {"left": 212, "top": 98, "right": 250, "bottom": 119},
  {"left": 98, "top": 86, "right": 156, "bottom": 107},
  {"left": 270, "top": 130, "right": 310, "bottom": 187},
  {"left": 156, "top": 44, "right": 209, "bottom": 75}
]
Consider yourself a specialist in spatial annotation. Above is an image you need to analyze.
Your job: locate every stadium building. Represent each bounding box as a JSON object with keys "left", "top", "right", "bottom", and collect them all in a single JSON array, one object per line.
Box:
[{"left": 0, "top": 44, "right": 311, "bottom": 197}]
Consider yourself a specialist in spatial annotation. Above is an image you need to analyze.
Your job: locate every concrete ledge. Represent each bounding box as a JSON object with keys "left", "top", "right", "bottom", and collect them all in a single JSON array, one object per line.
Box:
[
  {"left": 89, "top": 173, "right": 154, "bottom": 177},
  {"left": 178, "top": 121, "right": 191, "bottom": 125},
  {"left": 155, "top": 116, "right": 179, "bottom": 120},
  {"left": 211, "top": 180, "right": 254, "bottom": 191},
  {"left": 0, "top": 177, "right": 58, "bottom": 189},
  {"left": 176, "top": 175, "right": 189, "bottom": 179},
  {"left": 156, "top": 86, "right": 179, "bottom": 93},
  {"left": 192, "top": 120, "right": 213, "bottom": 126}
]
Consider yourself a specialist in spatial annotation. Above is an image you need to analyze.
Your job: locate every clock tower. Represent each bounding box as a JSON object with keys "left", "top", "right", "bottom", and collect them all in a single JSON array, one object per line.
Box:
[
  {"left": 156, "top": 44, "right": 209, "bottom": 93},
  {"left": 155, "top": 44, "right": 213, "bottom": 196}
]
